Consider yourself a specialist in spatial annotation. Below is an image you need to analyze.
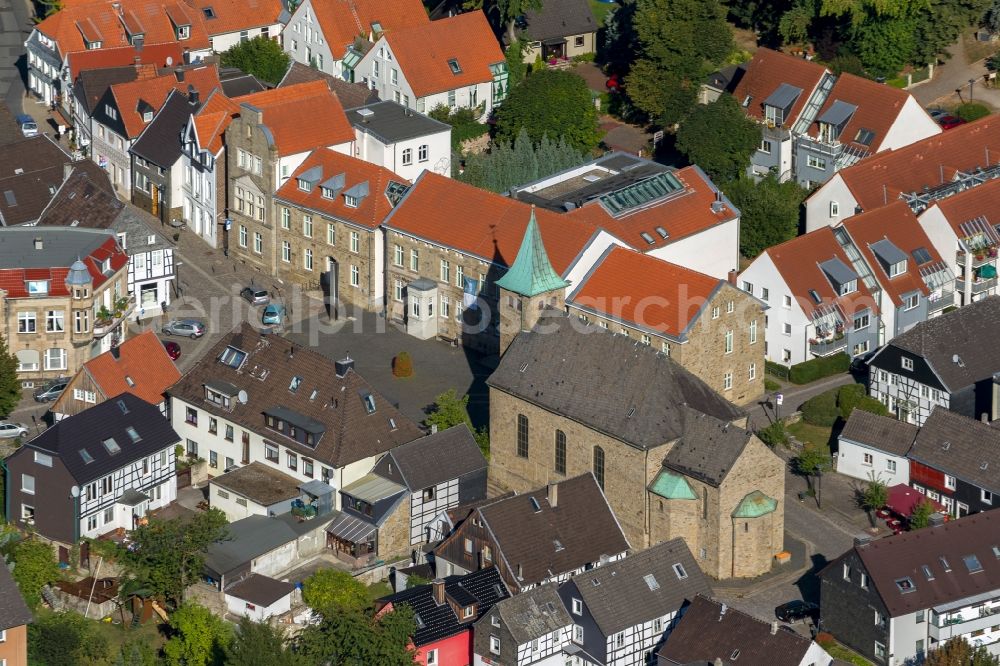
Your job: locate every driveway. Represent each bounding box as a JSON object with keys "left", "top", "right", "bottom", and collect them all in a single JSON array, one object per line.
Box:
[{"left": 912, "top": 37, "right": 1000, "bottom": 109}]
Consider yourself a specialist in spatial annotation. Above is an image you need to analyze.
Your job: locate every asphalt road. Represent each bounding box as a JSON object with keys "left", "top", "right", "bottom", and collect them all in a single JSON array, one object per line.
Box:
[{"left": 0, "top": 0, "right": 29, "bottom": 117}]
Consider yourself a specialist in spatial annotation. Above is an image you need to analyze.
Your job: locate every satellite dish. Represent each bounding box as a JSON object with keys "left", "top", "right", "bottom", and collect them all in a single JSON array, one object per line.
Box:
[
  {"left": 237, "top": 390, "right": 248, "bottom": 405},
  {"left": 70, "top": 485, "right": 80, "bottom": 498},
  {"left": 166, "top": 56, "right": 174, "bottom": 66}
]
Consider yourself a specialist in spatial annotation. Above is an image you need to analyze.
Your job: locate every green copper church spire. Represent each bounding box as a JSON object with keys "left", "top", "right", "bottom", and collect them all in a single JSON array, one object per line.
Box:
[{"left": 495, "top": 206, "right": 569, "bottom": 298}]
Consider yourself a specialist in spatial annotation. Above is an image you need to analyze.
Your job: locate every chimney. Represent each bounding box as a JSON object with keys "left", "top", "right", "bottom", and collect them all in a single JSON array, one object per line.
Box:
[
  {"left": 430, "top": 423, "right": 438, "bottom": 434},
  {"left": 33, "top": 237, "right": 43, "bottom": 250},
  {"left": 516, "top": 563, "right": 523, "bottom": 580},
  {"left": 111, "top": 345, "right": 121, "bottom": 360},
  {"left": 176, "top": 68, "right": 185, "bottom": 82},
  {"left": 335, "top": 356, "right": 354, "bottom": 377},
  {"left": 770, "top": 621, "right": 778, "bottom": 635},
  {"left": 714, "top": 659, "right": 724, "bottom": 666},
  {"left": 547, "top": 482, "right": 558, "bottom": 508},
  {"left": 431, "top": 579, "right": 445, "bottom": 605},
  {"left": 727, "top": 269, "right": 738, "bottom": 286},
  {"left": 288, "top": 345, "right": 294, "bottom": 360},
  {"left": 188, "top": 84, "right": 199, "bottom": 105}
]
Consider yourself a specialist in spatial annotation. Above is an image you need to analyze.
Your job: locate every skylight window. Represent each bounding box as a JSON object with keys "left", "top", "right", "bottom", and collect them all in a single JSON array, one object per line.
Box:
[
  {"left": 362, "top": 393, "right": 376, "bottom": 414},
  {"left": 126, "top": 426, "right": 140, "bottom": 443},
  {"left": 103, "top": 437, "right": 121, "bottom": 455},
  {"left": 289, "top": 376, "right": 303, "bottom": 392},
  {"left": 643, "top": 574, "right": 660, "bottom": 591},
  {"left": 414, "top": 613, "right": 425, "bottom": 629},
  {"left": 922, "top": 565, "right": 934, "bottom": 580},
  {"left": 964, "top": 554, "right": 984, "bottom": 573},
  {"left": 220, "top": 346, "right": 248, "bottom": 369},
  {"left": 448, "top": 58, "right": 462, "bottom": 74},
  {"left": 530, "top": 497, "right": 541, "bottom": 512},
  {"left": 672, "top": 563, "right": 688, "bottom": 580},
  {"left": 125, "top": 375, "right": 135, "bottom": 387},
  {"left": 939, "top": 556, "right": 952, "bottom": 572},
  {"left": 117, "top": 399, "right": 129, "bottom": 414},
  {"left": 994, "top": 546, "right": 1000, "bottom": 559},
  {"left": 80, "top": 449, "right": 94, "bottom": 464},
  {"left": 202, "top": 6, "right": 215, "bottom": 18},
  {"left": 310, "top": 389, "right": 318, "bottom": 401},
  {"left": 388, "top": 418, "right": 397, "bottom": 430},
  {"left": 895, "top": 577, "right": 915, "bottom": 593}
]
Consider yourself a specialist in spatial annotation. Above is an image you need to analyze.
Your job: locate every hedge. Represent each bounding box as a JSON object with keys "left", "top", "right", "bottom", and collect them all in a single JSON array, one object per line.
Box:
[
  {"left": 802, "top": 389, "right": 839, "bottom": 426},
  {"left": 803, "top": 383, "right": 888, "bottom": 427},
  {"left": 765, "top": 361, "right": 790, "bottom": 380},
  {"left": 838, "top": 383, "right": 888, "bottom": 420},
  {"left": 788, "top": 353, "right": 850, "bottom": 384}
]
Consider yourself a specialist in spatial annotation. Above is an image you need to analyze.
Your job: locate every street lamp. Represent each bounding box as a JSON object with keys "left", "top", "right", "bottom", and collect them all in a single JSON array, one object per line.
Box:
[{"left": 969, "top": 78, "right": 977, "bottom": 101}]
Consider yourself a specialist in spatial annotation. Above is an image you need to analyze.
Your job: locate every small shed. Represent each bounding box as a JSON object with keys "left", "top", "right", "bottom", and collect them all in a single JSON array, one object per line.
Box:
[{"left": 224, "top": 573, "right": 297, "bottom": 621}]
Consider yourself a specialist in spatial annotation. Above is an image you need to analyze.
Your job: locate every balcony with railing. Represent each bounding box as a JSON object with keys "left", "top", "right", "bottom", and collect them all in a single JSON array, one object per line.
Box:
[
  {"left": 809, "top": 301, "right": 847, "bottom": 356},
  {"left": 93, "top": 295, "right": 136, "bottom": 338},
  {"left": 930, "top": 603, "right": 1000, "bottom": 642},
  {"left": 955, "top": 276, "right": 998, "bottom": 295}
]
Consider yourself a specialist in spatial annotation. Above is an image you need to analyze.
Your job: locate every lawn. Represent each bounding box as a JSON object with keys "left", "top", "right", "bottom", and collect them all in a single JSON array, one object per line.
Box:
[
  {"left": 787, "top": 420, "right": 834, "bottom": 454},
  {"left": 589, "top": 0, "right": 616, "bottom": 26},
  {"left": 825, "top": 643, "right": 874, "bottom": 666}
]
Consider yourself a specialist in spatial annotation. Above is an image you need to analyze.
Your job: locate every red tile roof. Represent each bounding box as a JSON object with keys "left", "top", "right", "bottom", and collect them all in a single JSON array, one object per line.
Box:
[
  {"left": 274, "top": 149, "right": 405, "bottom": 229},
  {"left": 842, "top": 201, "right": 942, "bottom": 306},
  {"left": 67, "top": 42, "right": 184, "bottom": 80},
  {"left": 236, "top": 80, "right": 355, "bottom": 155},
  {"left": 731, "top": 48, "right": 826, "bottom": 126},
  {"left": 83, "top": 330, "right": 181, "bottom": 406},
  {"left": 384, "top": 11, "right": 504, "bottom": 98},
  {"left": 109, "top": 65, "right": 221, "bottom": 137},
  {"left": 385, "top": 172, "right": 602, "bottom": 274},
  {"left": 834, "top": 116, "right": 1000, "bottom": 213},
  {"left": 805, "top": 73, "right": 916, "bottom": 152},
  {"left": 309, "top": 0, "right": 429, "bottom": 60},
  {"left": 188, "top": 0, "right": 284, "bottom": 36},
  {"left": 927, "top": 176, "right": 1000, "bottom": 236},
  {"left": 567, "top": 166, "right": 737, "bottom": 250},
  {"left": 192, "top": 88, "right": 240, "bottom": 154},
  {"left": 763, "top": 226, "right": 880, "bottom": 318},
  {"left": 0, "top": 236, "right": 128, "bottom": 298},
  {"left": 570, "top": 246, "right": 723, "bottom": 338}
]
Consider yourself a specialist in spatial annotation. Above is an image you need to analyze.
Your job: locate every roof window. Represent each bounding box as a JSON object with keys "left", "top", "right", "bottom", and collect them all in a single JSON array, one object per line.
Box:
[
  {"left": 672, "top": 563, "right": 688, "bottom": 580},
  {"left": 922, "top": 565, "right": 934, "bottom": 580},
  {"left": 219, "top": 346, "right": 248, "bottom": 369},
  {"left": 80, "top": 448, "right": 94, "bottom": 464},
  {"left": 643, "top": 574, "right": 660, "bottom": 591},
  {"left": 894, "top": 577, "right": 915, "bottom": 593},
  {"left": 126, "top": 426, "right": 140, "bottom": 443},
  {"left": 939, "top": 556, "right": 952, "bottom": 572},
  {"left": 202, "top": 6, "right": 215, "bottom": 18},
  {"left": 117, "top": 399, "right": 129, "bottom": 414},
  {"left": 125, "top": 375, "right": 135, "bottom": 387},
  {"left": 530, "top": 496, "right": 541, "bottom": 512},
  {"left": 289, "top": 376, "right": 303, "bottom": 392},
  {"left": 964, "top": 554, "right": 984, "bottom": 573},
  {"left": 102, "top": 437, "right": 121, "bottom": 455},
  {"left": 361, "top": 393, "right": 376, "bottom": 414},
  {"left": 448, "top": 58, "right": 462, "bottom": 74}
]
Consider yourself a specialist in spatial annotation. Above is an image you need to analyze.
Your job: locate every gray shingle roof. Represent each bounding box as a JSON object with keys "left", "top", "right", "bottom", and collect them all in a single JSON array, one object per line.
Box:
[
  {"left": 573, "top": 538, "right": 711, "bottom": 636},
  {"left": 488, "top": 312, "right": 745, "bottom": 450},
  {"left": 0, "top": 226, "right": 117, "bottom": 268},
  {"left": 661, "top": 409, "right": 754, "bottom": 487},
  {"left": 909, "top": 408, "right": 1000, "bottom": 493},
  {"left": 0, "top": 564, "right": 32, "bottom": 631},
  {"left": 347, "top": 101, "right": 450, "bottom": 144},
  {"left": 204, "top": 514, "right": 315, "bottom": 578},
  {"left": 0, "top": 136, "right": 73, "bottom": 226},
  {"left": 494, "top": 584, "right": 572, "bottom": 644},
  {"left": 839, "top": 409, "right": 918, "bottom": 457},
  {"left": 224, "top": 573, "right": 295, "bottom": 607},
  {"left": 279, "top": 61, "right": 379, "bottom": 109},
  {"left": 386, "top": 424, "right": 486, "bottom": 491},
  {"left": 131, "top": 89, "right": 200, "bottom": 167},
  {"left": 876, "top": 295, "right": 1000, "bottom": 390},
  {"left": 519, "top": 0, "right": 597, "bottom": 42}
]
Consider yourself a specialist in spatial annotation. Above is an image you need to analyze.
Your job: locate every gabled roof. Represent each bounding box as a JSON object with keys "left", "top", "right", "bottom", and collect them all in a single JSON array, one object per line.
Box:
[
  {"left": 0, "top": 565, "right": 32, "bottom": 631},
  {"left": 187, "top": 0, "right": 284, "bottom": 36},
  {"left": 489, "top": 584, "right": 572, "bottom": 645},
  {"left": 67, "top": 42, "right": 183, "bottom": 80},
  {"left": 224, "top": 573, "right": 295, "bottom": 606},
  {"left": 81, "top": 330, "right": 181, "bottom": 406},
  {"left": 519, "top": 0, "right": 596, "bottom": 42},
  {"left": 190, "top": 87, "right": 240, "bottom": 155},
  {"left": 827, "top": 511, "right": 1000, "bottom": 617},
  {"left": 494, "top": 207, "right": 570, "bottom": 297},
  {"left": 470, "top": 474, "right": 629, "bottom": 588},
  {"left": 658, "top": 595, "right": 819, "bottom": 666},
  {"left": 928, "top": 176, "right": 1000, "bottom": 238},
  {"left": 236, "top": 80, "right": 355, "bottom": 155},
  {"left": 731, "top": 48, "right": 826, "bottom": 127},
  {"left": 0, "top": 136, "right": 72, "bottom": 226},
  {"left": 873, "top": 295, "right": 1000, "bottom": 390},
  {"left": 839, "top": 409, "right": 918, "bottom": 457},
  {"left": 832, "top": 116, "right": 1000, "bottom": 213},
  {"left": 24, "top": 393, "right": 180, "bottom": 484},
  {"left": 572, "top": 538, "right": 711, "bottom": 636},
  {"left": 569, "top": 246, "right": 724, "bottom": 340},
  {"left": 0, "top": 228, "right": 128, "bottom": 297},
  {"left": 661, "top": 408, "right": 755, "bottom": 487},
  {"left": 274, "top": 149, "right": 405, "bottom": 229},
  {"left": 107, "top": 65, "right": 221, "bottom": 138},
  {"left": 909, "top": 408, "right": 1000, "bottom": 494},
  {"left": 279, "top": 61, "right": 380, "bottom": 109},
  {"left": 383, "top": 11, "right": 504, "bottom": 98},
  {"left": 166, "top": 322, "right": 423, "bottom": 468},
  {"left": 488, "top": 311, "right": 746, "bottom": 450},
  {"left": 305, "top": 0, "right": 429, "bottom": 61},
  {"left": 380, "top": 567, "right": 509, "bottom": 647},
  {"left": 383, "top": 424, "right": 486, "bottom": 492},
  {"left": 73, "top": 64, "right": 152, "bottom": 117},
  {"left": 35, "top": 157, "right": 119, "bottom": 231},
  {"left": 842, "top": 201, "right": 944, "bottom": 307},
  {"left": 131, "top": 87, "right": 202, "bottom": 167}
]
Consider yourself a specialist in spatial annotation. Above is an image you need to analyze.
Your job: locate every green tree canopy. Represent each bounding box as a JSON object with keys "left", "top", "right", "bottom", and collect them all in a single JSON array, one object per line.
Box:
[
  {"left": 220, "top": 36, "right": 291, "bottom": 86},
  {"left": 722, "top": 174, "right": 805, "bottom": 258},
  {"left": 860, "top": 477, "right": 889, "bottom": 514},
  {"left": 225, "top": 616, "right": 302, "bottom": 666},
  {"left": 302, "top": 569, "right": 370, "bottom": 614},
  {"left": 923, "top": 636, "right": 1000, "bottom": 665},
  {"left": 424, "top": 389, "right": 490, "bottom": 459},
  {"left": 909, "top": 498, "right": 935, "bottom": 529},
  {"left": 459, "top": 130, "right": 586, "bottom": 193},
  {"left": 9, "top": 537, "right": 60, "bottom": 608},
  {"left": 675, "top": 95, "right": 761, "bottom": 182},
  {"left": 295, "top": 603, "right": 416, "bottom": 665},
  {"left": 164, "top": 602, "right": 233, "bottom": 666},
  {"left": 0, "top": 333, "right": 21, "bottom": 418},
  {"left": 494, "top": 69, "right": 602, "bottom": 153},
  {"left": 29, "top": 611, "right": 111, "bottom": 666},
  {"left": 114, "top": 639, "right": 159, "bottom": 666}
]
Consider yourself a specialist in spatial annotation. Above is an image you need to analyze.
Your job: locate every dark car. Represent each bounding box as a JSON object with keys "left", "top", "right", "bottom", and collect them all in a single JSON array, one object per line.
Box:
[
  {"left": 33, "top": 378, "right": 68, "bottom": 402},
  {"left": 163, "top": 340, "right": 181, "bottom": 360},
  {"left": 938, "top": 115, "right": 966, "bottom": 130},
  {"left": 240, "top": 287, "right": 270, "bottom": 306},
  {"left": 775, "top": 600, "right": 818, "bottom": 623},
  {"left": 850, "top": 348, "right": 878, "bottom": 373}
]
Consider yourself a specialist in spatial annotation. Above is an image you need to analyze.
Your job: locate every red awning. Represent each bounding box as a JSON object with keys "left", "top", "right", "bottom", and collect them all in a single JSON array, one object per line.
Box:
[{"left": 886, "top": 484, "right": 945, "bottom": 517}]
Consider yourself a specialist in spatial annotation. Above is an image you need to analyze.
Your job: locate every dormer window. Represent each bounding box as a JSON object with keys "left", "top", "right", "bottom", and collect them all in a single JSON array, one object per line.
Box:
[
  {"left": 816, "top": 100, "right": 857, "bottom": 144},
  {"left": 177, "top": 24, "right": 190, "bottom": 40},
  {"left": 839, "top": 280, "right": 857, "bottom": 296},
  {"left": 205, "top": 387, "right": 231, "bottom": 408},
  {"left": 871, "top": 239, "right": 908, "bottom": 280},
  {"left": 202, "top": 6, "right": 215, "bottom": 18},
  {"left": 27, "top": 280, "right": 49, "bottom": 295},
  {"left": 105, "top": 105, "right": 118, "bottom": 121},
  {"left": 762, "top": 83, "right": 801, "bottom": 128},
  {"left": 819, "top": 257, "right": 858, "bottom": 296},
  {"left": 321, "top": 187, "right": 334, "bottom": 199},
  {"left": 86, "top": 39, "right": 102, "bottom": 50},
  {"left": 888, "top": 260, "right": 907, "bottom": 277},
  {"left": 298, "top": 179, "right": 311, "bottom": 192},
  {"left": 344, "top": 194, "right": 358, "bottom": 208},
  {"left": 142, "top": 111, "right": 153, "bottom": 123}
]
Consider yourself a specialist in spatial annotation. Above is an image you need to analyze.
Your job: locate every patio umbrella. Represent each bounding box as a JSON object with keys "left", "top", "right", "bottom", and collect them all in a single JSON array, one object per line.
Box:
[{"left": 886, "top": 484, "right": 945, "bottom": 517}]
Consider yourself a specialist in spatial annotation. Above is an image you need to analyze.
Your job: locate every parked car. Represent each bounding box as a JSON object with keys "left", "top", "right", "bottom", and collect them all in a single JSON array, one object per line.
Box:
[
  {"left": 938, "top": 115, "right": 966, "bottom": 130},
  {"left": 15, "top": 114, "right": 37, "bottom": 137},
  {"left": 163, "top": 340, "right": 181, "bottom": 360},
  {"left": 33, "top": 378, "right": 68, "bottom": 402},
  {"left": 240, "top": 287, "right": 270, "bottom": 306},
  {"left": 926, "top": 107, "right": 947, "bottom": 121},
  {"left": 261, "top": 303, "right": 285, "bottom": 326},
  {"left": 775, "top": 600, "right": 818, "bottom": 623},
  {"left": 161, "top": 319, "right": 206, "bottom": 338},
  {"left": 0, "top": 422, "right": 29, "bottom": 438},
  {"left": 850, "top": 348, "right": 878, "bottom": 374}
]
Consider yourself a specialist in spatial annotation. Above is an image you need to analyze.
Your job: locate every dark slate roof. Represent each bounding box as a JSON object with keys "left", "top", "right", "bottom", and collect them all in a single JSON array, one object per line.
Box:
[
  {"left": 872, "top": 296, "right": 1000, "bottom": 390},
  {"left": 488, "top": 312, "right": 745, "bottom": 450},
  {"left": 386, "top": 424, "right": 486, "bottom": 491},
  {"left": 572, "top": 538, "right": 711, "bottom": 636},
  {"left": 224, "top": 573, "right": 295, "bottom": 606},
  {"left": 23, "top": 393, "right": 180, "bottom": 484},
  {"left": 494, "top": 584, "right": 572, "bottom": 644},
  {"left": 519, "top": 0, "right": 597, "bottom": 42},
  {"left": 909, "top": 409, "right": 1000, "bottom": 494},
  {"left": 828, "top": 511, "right": 1000, "bottom": 617},
  {"left": 168, "top": 322, "right": 423, "bottom": 468},
  {"left": 661, "top": 408, "right": 754, "bottom": 487},
  {"left": 839, "top": 410, "right": 918, "bottom": 457},
  {"left": 0, "top": 136, "right": 73, "bottom": 226},
  {"left": 472, "top": 473, "right": 629, "bottom": 587},
  {"left": 0, "top": 227, "right": 117, "bottom": 268},
  {"left": 73, "top": 66, "right": 140, "bottom": 116},
  {"left": 131, "top": 88, "right": 201, "bottom": 167},
  {"left": 347, "top": 101, "right": 451, "bottom": 143},
  {"left": 36, "top": 161, "right": 123, "bottom": 229},
  {"left": 219, "top": 69, "right": 267, "bottom": 98},
  {"left": 204, "top": 514, "right": 314, "bottom": 577},
  {"left": 657, "top": 595, "right": 817, "bottom": 666},
  {"left": 705, "top": 64, "right": 745, "bottom": 93},
  {"left": 380, "top": 567, "right": 510, "bottom": 646},
  {"left": 0, "top": 564, "right": 32, "bottom": 631},
  {"left": 279, "top": 61, "right": 379, "bottom": 109}
]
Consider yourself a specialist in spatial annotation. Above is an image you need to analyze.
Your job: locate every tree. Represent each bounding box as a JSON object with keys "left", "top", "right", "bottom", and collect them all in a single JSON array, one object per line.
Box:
[
  {"left": 675, "top": 95, "right": 761, "bottom": 182},
  {"left": 794, "top": 445, "right": 832, "bottom": 507},
  {"left": 220, "top": 36, "right": 291, "bottom": 86},
  {"left": 0, "top": 334, "right": 21, "bottom": 418},
  {"left": 986, "top": 0, "right": 1000, "bottom": 33},
  {"left": 909, "top": 498, "right": 935, "bottom": 529},
  {"left": 9, "top": 537, "right": 60, "bottom": 608},
  {"left": 722, "top": 175, "right": 805, "bottom": 258},
  {"left": 425, "top": 389, "right": 490, "bottom": 459},
  {"left": 225, "top": 616, "right": 302, "bottom": 666},
  {"left": 624, "top": 63, "right": 698, "bottom": 126},
  {"left": 114, "top": 639, "right": 159, "bottom": 666},
  {"left": 860, "top": 476, "right": 888, "bottom": 519},
  {"left": 778, "top": 3, "right": 815, "bottom": 44},
  {"left": 115, "top": 575, "right": 153, "bottom": 627},
  {"left": 505, "top": 40, "right": 528, "bottom": 86},
  {"left": 302, "top": 569, "right": 370, "bottom": 614},
  {"left": 849, "top": 14, "right": 917, "bottom": 78},
  {"left": 28, "top": 611, "right": 111, "bottom": 666},
  {"left": 123, "top": 508, "right": 228, "bottom": 607},
  {"left": 463, "top": 0, "right": 541, "bottom": 44},
  {"left": 163, "top": 602, "right": 233, "bottom": 666},
  {"left": 494, "top": 69, "right": 602, "bottom": 153},
  {"left": 295, "top": 604, "right": 416, "bottom": 665},
  {"left": 923, "top": 637, "right": 1000, "bottom": 665}
]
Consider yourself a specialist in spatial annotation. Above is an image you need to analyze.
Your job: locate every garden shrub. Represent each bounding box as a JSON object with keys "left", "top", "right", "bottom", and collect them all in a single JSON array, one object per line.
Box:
[
  {"left": 788, "top": 353, "right": 850, "bottom": 384},
  {"left": 802, "top": 388, "right": 839, "bottom": 427}
]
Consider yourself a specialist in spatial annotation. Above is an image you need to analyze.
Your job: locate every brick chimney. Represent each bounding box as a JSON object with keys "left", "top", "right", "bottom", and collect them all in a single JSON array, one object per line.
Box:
[
  {"left": 431, "top": 579, "right": 445, "bottom": 606},
  {"left": 727, "top": 269, "right": 738, "bottom": 286}
]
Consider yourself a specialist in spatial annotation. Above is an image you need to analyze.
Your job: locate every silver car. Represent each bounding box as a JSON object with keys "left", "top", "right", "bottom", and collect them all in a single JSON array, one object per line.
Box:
[
  {"left": 240, "top": 287, "right": 270, "bottom": 306},
  {"left": 161, "top": 319, "right": 206, "bottom": 339},
  {"left": 0, "top": 422, "right": 29, "bottom": 438}
]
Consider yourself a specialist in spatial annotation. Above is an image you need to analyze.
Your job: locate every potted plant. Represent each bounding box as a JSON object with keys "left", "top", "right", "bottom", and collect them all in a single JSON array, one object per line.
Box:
[
  {"left": 113, "top": 296, "right": 129, "bottom": 317},
  {"left": 96, "top": 305, "right": 113, "bottom": 324}
]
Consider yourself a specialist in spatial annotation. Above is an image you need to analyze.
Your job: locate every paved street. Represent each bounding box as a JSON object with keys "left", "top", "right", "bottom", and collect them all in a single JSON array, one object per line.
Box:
[{"left": 748, "top": 372, "right": 857, "bottom": 429}]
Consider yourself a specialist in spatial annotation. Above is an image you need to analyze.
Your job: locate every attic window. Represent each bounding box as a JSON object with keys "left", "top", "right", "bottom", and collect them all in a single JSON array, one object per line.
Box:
[
  {"left": 117, "top": 399, "right": 129, "bottom": 414},
  {"left": 554, "top": 539, "right": 564, "bottom": 551},
  {"left": 125, "top": 375, "right": 135, "bottom": 387},
  {"left": 895, "top": 577, "right": 915, "bottom": 593},
  {"left": 809, "top": 289, "right": 822, "bottom": 304},
  {"left": 289, "top": 376, "right": 303, "bottom": 392},
  {"left": 939, "top": 556, "right": 952, "bottom": 572},
  {"left": 102, "top": 437, "right": 121, "bottom": 455},
  {"left": 519, "top": 362, "right": 528, "bottom": 373},
  {"left": 371, "top": 21, "right": 382, "bottom": 33},
  {"left": 448, "top": 59, "right": 462, "bottom": 75},
  {"left": 320, "top": 187, "right": 335, "bottom": 199},
  {"left": 643, "top": 574, "right": 660, "bottom": 591},
  {"left": 177, "top": 24, "right": 190, "bottom": 39},
  {"left": 414, "top": 613, "right": 425, "bottom": 629},
  {"left": 126, "top": 426, "right": 140, "bottom": 443},
  {"left": 202, "top": 6, "right": 215, "bottom": 18},
  {"left": 964, "top": 554, "right": 984, "bottom": 573},
  {"left": 298, "top": 179, "right": 312, "bottom": 192},
  {"left": 80, "top": 448, "right": 94, "bottom": 464},
  {"left": 309, "top": 389, "right": 318, "bottom": 401},
  {"left": 388, "top": 418, "right": 397, "bottom": 430},
  {"left": 994, "top": 546, "right": 1000, "bottom": 559},
  {"left": 672, "top": 563, "right": 688, "bottom": 580},
  {"left": 731, "top": 650, "right": 740, "bottom": 661},
  {"left": 344, "top": 194, "right": 358, "bottom": 208},
  {"left": 361, "top": 393, "right": 376, "bottom": 414},
  {"left": 640, "top": 232, "right": 655, "bottom": 245},
  {"left": 856, "top": 128, "right": 875, "bottom": 146}
]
